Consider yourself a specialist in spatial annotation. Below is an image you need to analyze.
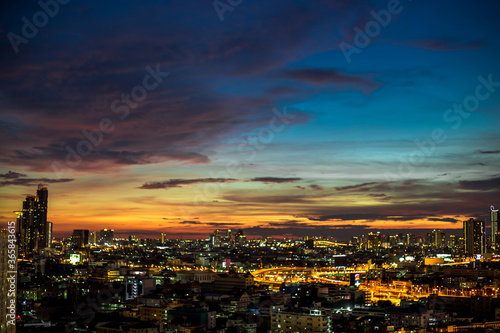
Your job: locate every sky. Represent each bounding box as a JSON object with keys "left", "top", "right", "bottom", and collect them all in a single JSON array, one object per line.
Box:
[{"left": 1, "top": 0, "right": 499, "bottom": 240}]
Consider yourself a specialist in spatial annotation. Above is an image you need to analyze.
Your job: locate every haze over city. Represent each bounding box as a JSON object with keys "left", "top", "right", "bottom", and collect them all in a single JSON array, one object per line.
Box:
[{"left": 1, "top": 0, "right": 500, "bottom": 240}]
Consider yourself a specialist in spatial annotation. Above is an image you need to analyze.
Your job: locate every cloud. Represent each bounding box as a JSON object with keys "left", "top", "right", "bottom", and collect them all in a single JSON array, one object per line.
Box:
[
  {"left": 0, "top": 177, "right": 74, "bottom": 187},
  {"left": 0, "top": 171, "right": 26, "bottom": 179},
  {"left": 223, "top": 194, "right": 310, "bottom": 204},
  {"left": 396, "top": 38, "right": 483, "bottom": 51},
  {"left": 428, "top": 217, "right": 459, "bottom": 223},
  {"left": 140, "top": 178, "right": 238, "bottom": 189},
  {"left": 249, "top": 177, "right": 302, "bottom": 184},
  {"left": 178, "top": 220, "right": 202, "bottom": 224},
  {"left": 335, "top": 182, "right": 377, "bottom": 192},
  {"left": 281, "top": 68, "right": 378, "bottom": 93},
  {"left": 240, "top": 224, "right": 371, "bottom": 239},
  {"left": 458, "top": 176, "right": 500, "bottom": 191},
  {"left": 309, "top": 184, "right": 323, "bottom": 191},
  {"left": 306, "top": 213, "right": 432, "bottom": 222},
  {"left": 476, "top": 150, "right": 500, "bottom": 154},
  {"left": 367, "top": 193, "right": 387, "bottom": 197}
]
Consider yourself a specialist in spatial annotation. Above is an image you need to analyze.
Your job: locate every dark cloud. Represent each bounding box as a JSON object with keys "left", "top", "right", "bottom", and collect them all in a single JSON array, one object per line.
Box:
[
  {"left": 266, "top": 220, "right": 304, "bottom": 227},
  {"left": 367, "top": 193, "right": 387, "bottom": 197},
  {"left": 205, "top": 222, "right": 243, "bottom": 227},
  {"left": 223, "top": 194, "right": 310, "bottom": 204},
  {"left": 309, "top": 184, "right": 323, "bottom": 191},
  {"left": 179, "top": 220, "right": 202, "bottom": 225},
  {"left": 0, "top": 171, "right": 26, "bottom": 179},
  {"left": 140, "top": 178, "right": 238, "bottom": 190},
  {"left": 281, "top": 68, "right": 378, "bottom": 93},
  {"left": 396, "top": 38, "right": 483, "bottom": 51},
  {"left": 335, "top": 182, "right": 377, "bottom": 192},
  {"left": 306, "top": 213, "right": 432, "bottom": 222},
  {"left": 0, "top": 178, "right": 74, "bottom": 187},
  {"left": 458, "top": 177, "right": 500, "bottom": 191},
  {"left": 476, "top": 150, "right": 500, "bottom": 154},
  {"left": 249, "top": 177, "right": 302, "bottom": 184},
  {"left": 240, "top": 225, "right": 371, "bottom": 239},
  {"left": 428, "top": 217, "right": 459, "bottom": 223}
]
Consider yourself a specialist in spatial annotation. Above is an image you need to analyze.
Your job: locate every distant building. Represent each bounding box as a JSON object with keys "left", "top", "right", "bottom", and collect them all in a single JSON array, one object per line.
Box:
[
  {"left": 139, "top": 305, "right": 167, "bottom": 322},
  {"left": 98, "top": 228, "right": 114, "bottom": 245},
  {"left": 463, "top": 218, "right": 485, "bottom": 255},
  {"left": 89, "top": 231, "right": 98, "bottom": 245},
  {"left": 96, "top": 322, "right": 160, "bottom": 333},
  {"left": 46, "top": 221, "right": 53, "bottom": 247},
  {"left": 491, "top": 206, "right": 499, "bottom": 250},
  {"left": 386, "top": 306, "right": 433, "bottom": 328},
  {"left": 175, "top": 270, "right": 215, "bottom": 283},
  {"left": 15, "top": 184, "right": 50, "bottom": 258},
  {"left": 214, "top": 272, "right": 254, "bottom": 292},
  {"left": 71, "top": 229, "right": 89, "bottom": 248},
  {"left": 124, "top": 275, "right": 155, "bottom": 300},
  {"left": 367, "top": 232, "right": 381, "bottom": 249},
  {"left": 168, "top": 305, "right": 216, "bottom": 329},
  {"left": 271, "top": 308, "right": 331, "bottom": 333},
  {"left": 429, "top": 229, "right": 445, "bottom": 249},
  {"left": 161, "top": 233, "right": 166, "bottom": 244}
]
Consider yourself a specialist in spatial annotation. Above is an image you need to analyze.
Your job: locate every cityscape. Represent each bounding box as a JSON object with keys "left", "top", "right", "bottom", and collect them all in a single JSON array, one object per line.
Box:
[
  {"left": 1, "top": 1, "right": 500, "bottom": 333},
  {"left": 1, "top": 185, "right": 500, "bottom": 332}
]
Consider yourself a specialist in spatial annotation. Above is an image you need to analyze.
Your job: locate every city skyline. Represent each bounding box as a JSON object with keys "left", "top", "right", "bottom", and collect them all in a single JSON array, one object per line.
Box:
[{"left": 1, "top": 1, "right": 500, "bottom": 239}]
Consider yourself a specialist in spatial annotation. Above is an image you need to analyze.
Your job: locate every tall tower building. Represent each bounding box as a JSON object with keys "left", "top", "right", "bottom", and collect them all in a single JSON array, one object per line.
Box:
[
  {"left": 36, "top": 184, "right": 49, "bottom": 249},
  {"left": 15, "top": 184, "right": 50, "bottom": 258},
  {"left": 463, "top": 218, "right": 485, "bottom": 255},
  {"left": 430, "top": 229, "right": 445, "bottom": 249},
  {"left": 98, "top": 229, "right": 114, "bottom": 245},
  {"left": 71, "top": 229, "right": 90, "bottom": 248},
  {"left": 491, "top": 206, "right": 498, "bottom": 250}
]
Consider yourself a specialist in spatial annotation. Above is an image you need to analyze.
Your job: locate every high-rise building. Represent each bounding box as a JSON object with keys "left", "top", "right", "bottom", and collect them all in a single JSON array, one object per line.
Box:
[
  {"left": 463, "top": 218, "right": 485, "bottom": 255},
  {"left": 430, "top": 229, "right": 445, "bottom": 249},
  {"left": 98, "top": 229, "right": 114, "bottom": 245},
  {"left": 449, "top": 234, "right": 456, "bottom": 248},
  {"left": 161, "top": 233, "right": 167, "bottom": 244},
  {"left": 89, "top": 231, "right": 98, "bottom": 245},
  {"left": 367, "top": 232, "right": 381, "bottom": 249},
  {"left": 210, "top": 230, "right": 221, "bottom": 247},
  {"left": 235, "top": 229, "right": 246, "bottom": 247},
  {"left": 71, "top": 229, "right": 90, "bottom": 248},
  {"left": 491, "top": 206, "right": 498, "bottom": 250},
  {"left": 15, "top": 184, "right": 50, "bottom": 258},
  {"left": 36, "top": 184, "right": 49, "bottom": 249},
  {"left": 46, "top": 221, "right": 53, "bottom": 248}
]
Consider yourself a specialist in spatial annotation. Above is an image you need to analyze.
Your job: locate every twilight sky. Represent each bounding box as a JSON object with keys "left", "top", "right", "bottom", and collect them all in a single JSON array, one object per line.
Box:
[{"left": 1, "top": 0, "right": 499, "bottom": 240}]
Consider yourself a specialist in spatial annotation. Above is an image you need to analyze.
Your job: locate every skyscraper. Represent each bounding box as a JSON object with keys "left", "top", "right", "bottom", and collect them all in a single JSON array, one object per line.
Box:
[
  {"left": 15, "top": 184, "right": 50, "bottom": 258},
  {"left": 36, "top": 184, "right": 49, "bottom": 249},
  {"left": 463, "top": 218, "right": 485, "bottom": 255},
  {"left": 430, "top": 229, "right": 445, "bottom": 249},
  {"left": 491, "top": 206, "right": 498, "bottom": 251},
  {"left": 71, "top": 229, "right": 90, "bottom": 248},
  {"left": 98, "top": 229, "right": 114, "bottom": 245}
]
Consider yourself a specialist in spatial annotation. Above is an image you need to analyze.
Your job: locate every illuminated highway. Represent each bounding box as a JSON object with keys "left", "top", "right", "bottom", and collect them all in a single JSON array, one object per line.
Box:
[{"left": 252, "top": 267, "right": 365, "bottom": 285}]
